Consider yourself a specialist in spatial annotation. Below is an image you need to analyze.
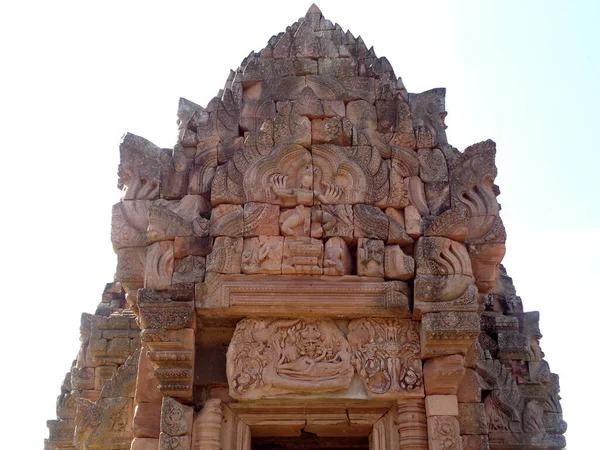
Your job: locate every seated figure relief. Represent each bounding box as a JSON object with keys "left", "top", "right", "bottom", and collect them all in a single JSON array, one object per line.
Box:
[{"left": 243, "top": 143, "right": 313, "bottom": 206}]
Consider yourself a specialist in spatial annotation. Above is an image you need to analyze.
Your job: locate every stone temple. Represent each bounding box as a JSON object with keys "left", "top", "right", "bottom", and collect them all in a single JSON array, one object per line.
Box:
[{"left": 44, "top": 5, "right": 567, "bottom": 450}]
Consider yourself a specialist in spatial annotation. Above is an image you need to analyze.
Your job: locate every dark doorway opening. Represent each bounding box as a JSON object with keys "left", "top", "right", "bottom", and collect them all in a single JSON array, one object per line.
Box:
[{"left": 252, "top": 431, "right": 370, "bottom": 450}]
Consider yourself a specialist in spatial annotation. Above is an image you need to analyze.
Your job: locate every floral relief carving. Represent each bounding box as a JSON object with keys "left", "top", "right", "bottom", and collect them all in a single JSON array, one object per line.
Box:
[{"left": 348, "top": 318, "right": 423, "bottom": 398}]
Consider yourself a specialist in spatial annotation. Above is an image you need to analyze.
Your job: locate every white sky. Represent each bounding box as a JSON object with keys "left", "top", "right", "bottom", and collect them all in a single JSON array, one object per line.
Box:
[{"left": 1, "top": 1, "right": 598, "bottom": 448}]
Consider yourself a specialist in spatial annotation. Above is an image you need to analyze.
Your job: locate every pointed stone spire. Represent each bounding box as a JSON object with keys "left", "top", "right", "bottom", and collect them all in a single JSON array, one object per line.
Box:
[
  {"left": 306, "top": 3, "right": 322, "bottom": 15},
  {"left": 305, "top": 3, "right": 323, "bottom": 31}
]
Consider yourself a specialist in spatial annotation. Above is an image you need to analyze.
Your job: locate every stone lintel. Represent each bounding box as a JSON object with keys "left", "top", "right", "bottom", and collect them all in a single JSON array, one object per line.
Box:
[
  {"left": 229, "top": 401, "right": 392, "bottom": 438},
  {"left": 196, "top": 273, "right": 410, "bottom": 318}
]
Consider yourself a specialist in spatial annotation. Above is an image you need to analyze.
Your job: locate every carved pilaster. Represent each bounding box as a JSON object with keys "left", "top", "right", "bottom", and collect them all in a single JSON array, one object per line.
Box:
[
  {"left": 370, "top": 405, "right": 399, "bottom": 450},
  {"left": 427, "top": 416, "right": 463, "bottom": 450},
  {"left": 138, "top": 289, "right": 195, "bottom": 401},
  {"left": 158, "top": 397, "right": 194, "bottom": 450},
  {"left": 396, "top": 399, "right": 428, "bottom": 449},
  {"left": 220, "top": 406, "right": 250, "bottom": 450},
  {"left": 141, "top": 328, "right": 194, "bottom": 401},
  {"left": 192, "top": 399, "right": 223, "bottom": 450}
]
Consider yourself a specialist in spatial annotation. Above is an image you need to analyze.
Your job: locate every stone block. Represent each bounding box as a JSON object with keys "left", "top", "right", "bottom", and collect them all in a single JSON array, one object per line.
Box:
[
  {"left": 348, "top": 318, "right": 423, "bottom": 398},
  {"left": 71, "top": 367, "right": 95, "bottom": 391},
  {"left": 116, "top": 247, "right": 146, "bottom": 291},
  {"left": 415, "top": 237, "right": 472, "bottom": 277},
  {"left": 280, "top": 205, "right": 311, "bottom": 236},
  {"left": 282, "top": 236, "right": 323, "bottom": 275},
  {"left": 80, "top": 390, "right": 101, "bottom": 402},
  {"left": 384, "top": 244, "right": 414, "bottom": 280},
  {"left": 142, "top": 329, "right": 194, "bottom": 401},
  {"left": 119, "top": 133, "right": 162, "bottom": 200},
  {"left": 241, "top": 236, "right": 283, "bottom": 274},
  {"left": 469, "top": 243, "right": 506, "bottom": 293},
  {"left": 357, "top": 238, "right": 384, "bottom": 278},
  {"left": 296, "top": 86, "right": 324, "bottom": 117},
  {"left": 427, "top": 416, "right": 462, "bottom": 449},
  {"left": 227, "top": 317, "right": 353, "bottom": 399},
  {"left": 173, "top": 256, "right": 205, "bottom": 284},
  {"left": 461, "top": 435, "right": 489, "bottom": 450},
  {"left": 111, "top": 201, "right": 150, "bottom": 250},
  {"left": 385, "top": 207, "right": 405, "bottom": 228},
  {"left": 311, "top": 204, "right": 354, "bottom": 241},
  {"left": 323, "top": 100, "right": 345, "bottom": 117},
  {"left": 173, "top": 236, "right": 213, "bottom": 258},
  {"left": 318, "top": 57, "right": 358, "bottom": 77},
  {"left": 138, "top": 290, "right": 194, "bottom": 330},
  {"left": 323, "top": 237, "right": 352, "bottom": 275},
  {"left": 144, "top": 241, "right": 174, "bottom": 291},
  {"left": 406, "top": 176, "right": 429, "bottom": 216},
  {"left": 206, "top": 237, "right": 243, "bottom": 274},
  {"left": 209, "top": 204, "right": 244, "bottom": 237},
  {"left": 353, "top": 204, "right": 389, "bottom": 241},
  {"left": 387, "top": 212, "right": 413, "bottom": 246},
  {"left": 243, "top": 203, "right": 280, "bottom": 237},
  {"left": 404, "top": 205, "right": 423, "bottom": 238},
  {"left": 346, "top": 99, "right": 377, "bottom": 129},
  {"left": 480, "top": 313, "right": 519, "bottom": 334},
  {"left": 158, "top": 433, "right": 191, "bottom": 450},
  {"left": 131, "top": 438, "right": 159, "bottom": 450},
  {"left": 421, "top": 312, "right": 480, "bottom": 359},
  {"left": 497, "top": 331, "right": 530, "bottom": 359},
  {"left": 311, "top": 117, "right": 351, "bottom": 145},
  {"left": 146, "top": 204, "right": 193, "bottom": 242},
  {"left": 160, "top": 397, "right": 194, "bottom": 436},
  {"left": 107, "top": 337, "right": 131, "bottom": 357},
  {"left": 414, "top": 283, "right": 480, "bottom": 320},
  {"left": 425, "top": 395, "right": 458, "bottom": 416},
  {"left": 457, "top": 403, "right": 488, "bottom": 435},
  {"left": 94, "top": 365, "right": 116, "bottom": 391},
  {"left": 417, "top": 148, "right": 448, "bottom": 182},
  {"left": 133, "top": 403, "right": 162, "bottom": 438},
  {"left": 425, "top": 181, "right": 450, "bottom": 216},
  {"left": 423, "top": 354, "right": 465, "bottom": 395},
  {"left": 456, "top": 368, "right": 482, "bottom": 403}
]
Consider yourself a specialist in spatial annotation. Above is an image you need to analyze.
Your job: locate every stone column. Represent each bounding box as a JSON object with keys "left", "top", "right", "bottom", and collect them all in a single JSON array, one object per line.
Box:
[
  {"left": 192, "top": 399, "right": 224, "bottom": 450},
  {"left": 397, "top": 399, "right": 427, "bottom": 449}
]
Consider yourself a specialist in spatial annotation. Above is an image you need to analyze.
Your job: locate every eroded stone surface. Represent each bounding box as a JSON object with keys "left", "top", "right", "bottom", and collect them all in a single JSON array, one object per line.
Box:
[{"left": 45, "top": 5, "right": 565, "bottom": 450}]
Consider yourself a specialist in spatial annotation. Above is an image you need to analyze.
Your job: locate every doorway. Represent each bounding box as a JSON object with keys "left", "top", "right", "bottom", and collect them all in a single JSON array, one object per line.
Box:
[{"left": 252, "top": 431, "right": 370, "bottom": 450}]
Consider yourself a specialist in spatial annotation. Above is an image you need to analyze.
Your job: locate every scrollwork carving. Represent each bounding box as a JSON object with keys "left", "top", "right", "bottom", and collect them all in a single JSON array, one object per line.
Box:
[{"left": 348, "top": 318, "right": 423, "bottom": 398}]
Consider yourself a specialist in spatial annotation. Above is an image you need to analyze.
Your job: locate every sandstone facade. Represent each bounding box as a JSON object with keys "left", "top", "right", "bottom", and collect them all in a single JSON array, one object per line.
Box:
[{"left": 45, "top": 5, "right": 566, "bottom": 450}]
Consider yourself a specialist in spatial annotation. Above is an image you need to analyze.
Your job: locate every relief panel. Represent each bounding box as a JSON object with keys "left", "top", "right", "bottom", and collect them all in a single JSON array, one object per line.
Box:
[
  {"left": 226, "top": 317, "right": 353, "bottom": 398},
  {"left": 348, "top": 318, "right": 423, "bottom": 398}
]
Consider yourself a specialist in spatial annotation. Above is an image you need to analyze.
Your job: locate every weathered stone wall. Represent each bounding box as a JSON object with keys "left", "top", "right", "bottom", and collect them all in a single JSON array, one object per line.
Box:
[{"left": 45, "top": 5, "right": 565, "bottom": 450}]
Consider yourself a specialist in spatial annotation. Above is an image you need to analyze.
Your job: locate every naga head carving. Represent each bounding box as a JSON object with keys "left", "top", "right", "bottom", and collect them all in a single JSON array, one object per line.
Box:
[{"left": 409, "top": 88, "right": 448, "bottom": 148}]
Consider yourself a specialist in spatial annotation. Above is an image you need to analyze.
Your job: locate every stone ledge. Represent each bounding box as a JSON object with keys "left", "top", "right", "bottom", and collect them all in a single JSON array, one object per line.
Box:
[{"left": 196, "top": 273, "right": 410, "bottom": 318}]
